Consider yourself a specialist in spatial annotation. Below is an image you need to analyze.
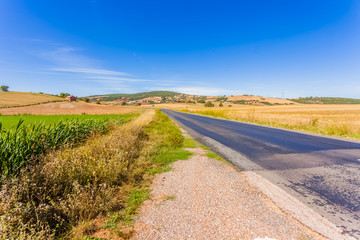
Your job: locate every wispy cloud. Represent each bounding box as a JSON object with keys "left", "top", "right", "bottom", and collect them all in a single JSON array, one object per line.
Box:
[
  {"left": 51, "top": 67, "right": 131, "bottom": 76},
  {"left": 86, "top": 76, "right": 152, "bottom": 83}
]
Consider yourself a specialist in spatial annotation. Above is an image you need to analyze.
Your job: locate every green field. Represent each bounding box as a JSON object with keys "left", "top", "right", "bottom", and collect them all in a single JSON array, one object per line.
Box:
[
  {"left": 0, "top": 114, "right": 136, "bottom": 177},
  {"left": 0, "top": 114, "right": 136, "bottom": 129}
]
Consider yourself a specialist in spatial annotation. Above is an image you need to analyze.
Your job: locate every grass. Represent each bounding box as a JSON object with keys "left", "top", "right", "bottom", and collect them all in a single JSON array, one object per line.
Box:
[
  {"left": 0, "top": 109, "right": 192, "bottom": 239},
  {"left": 176, "top": 105, "right": 360, "bottom": 140},
  {"left": 0, "top": 114, "right": 135, "bottom": 129},
  {"left": 206, "top": 151, "right": 231, "bottom": 165},
  {"left": 0, "top": 91, "right": 63, "bottom": 107}
]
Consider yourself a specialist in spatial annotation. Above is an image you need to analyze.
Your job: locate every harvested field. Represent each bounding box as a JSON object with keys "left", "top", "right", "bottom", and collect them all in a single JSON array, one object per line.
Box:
[
  {"left": 159, "top": 103, "right": 360, "bottom": 140},
  {"left": 206, "top": 95, "right": 297, "bottom": 104},
  {"left": 0, "top": 91, "right": 63, "bottom": 107},
  {"left": 0, "top": 101, "right": 140, "bottom": 115}
]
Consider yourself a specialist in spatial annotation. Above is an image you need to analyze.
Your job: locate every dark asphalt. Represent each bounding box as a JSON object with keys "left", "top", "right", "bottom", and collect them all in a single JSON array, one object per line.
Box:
[{"left": 162, "top": 109, "right": 360, "bottom": 239}]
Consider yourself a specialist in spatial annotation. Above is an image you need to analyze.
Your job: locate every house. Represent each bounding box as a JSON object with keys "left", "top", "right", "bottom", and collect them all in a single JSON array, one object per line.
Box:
[{"left": 65, "top": 96, "right": 76, "bottom": 102}]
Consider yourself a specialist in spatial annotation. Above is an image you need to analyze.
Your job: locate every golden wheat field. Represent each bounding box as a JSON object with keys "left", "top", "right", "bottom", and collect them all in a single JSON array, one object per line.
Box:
[
  {"left": 159, "top": 103, "right": 360, "bottom": 140},
  {"left": 0, "top": 91, "right": 64, "bottom": 107}
]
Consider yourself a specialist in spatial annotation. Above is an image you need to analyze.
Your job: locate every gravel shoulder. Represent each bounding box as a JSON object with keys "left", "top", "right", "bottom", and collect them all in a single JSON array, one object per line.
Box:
[{"left": 133, "top": 135, "right": 326, "bottom": 239}]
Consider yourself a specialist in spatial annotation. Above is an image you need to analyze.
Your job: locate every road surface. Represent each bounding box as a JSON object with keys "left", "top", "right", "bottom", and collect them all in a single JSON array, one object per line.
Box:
[{"left": 162, "top": 109, "right": 360, "bottom": 239}]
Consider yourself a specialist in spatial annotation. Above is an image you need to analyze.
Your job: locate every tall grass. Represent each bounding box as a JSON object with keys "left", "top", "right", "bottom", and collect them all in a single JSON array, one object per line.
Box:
[{"left": 0, "top": 118, "right": 125, "bottom": 178}]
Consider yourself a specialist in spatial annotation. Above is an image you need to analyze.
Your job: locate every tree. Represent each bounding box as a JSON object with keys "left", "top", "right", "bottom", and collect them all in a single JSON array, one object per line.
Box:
[
  {"left": 197, "top": 99, "right": 205, "bottom": 103},
  {"left": 60, "top": 92, "right": 70, "bottom": 98},
  {"left": 219, "top": 102, "right": 223, "bottom": 107},
  {"left": 1, "top": 85, "right": 9, "bottom": 92},
  {"left": 83, "top": 97, "right": 90, "bottom": 103},
  {"left": 204, "top": 101, "right": 214, "bottom": 107}
]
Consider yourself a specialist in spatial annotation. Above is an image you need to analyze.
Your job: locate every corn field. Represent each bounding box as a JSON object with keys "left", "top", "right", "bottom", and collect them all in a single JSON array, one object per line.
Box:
[{"left": 0, "top": 118, "right": 112, "bottom": 178}]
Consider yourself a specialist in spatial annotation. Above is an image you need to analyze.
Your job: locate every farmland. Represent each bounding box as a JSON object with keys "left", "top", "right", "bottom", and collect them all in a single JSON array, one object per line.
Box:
[
  {"left": 0, "top": 101, "right": 140, "bottom": 115},
  {"left": 0, "top": 114, "right": 135, "bottom": 129},
  {"left": 159, "top": 103, "right": 360, "bottom": 140},
  {"left": 0, "top": 114, "right": 135, "bottom": 178},
  {"left": 0, "top": 110, "right": 192, "bottom": 239},
  {"left": 0, "top": 91, "right": 64, "bottom": 107}
]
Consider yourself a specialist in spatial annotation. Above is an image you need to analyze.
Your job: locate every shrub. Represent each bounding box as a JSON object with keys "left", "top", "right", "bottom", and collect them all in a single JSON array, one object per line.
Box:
[
  {"left": 204, "top": 101, "right": 214, "bottom": 107},
  {"left": 219, "top": 102, "right": 223, "bottom": 107}
]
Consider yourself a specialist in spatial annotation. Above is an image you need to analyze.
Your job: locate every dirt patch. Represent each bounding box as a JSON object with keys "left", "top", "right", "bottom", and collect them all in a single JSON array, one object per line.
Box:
[{"left": 0, "top": 101, "right": 140, "bottom": 115}]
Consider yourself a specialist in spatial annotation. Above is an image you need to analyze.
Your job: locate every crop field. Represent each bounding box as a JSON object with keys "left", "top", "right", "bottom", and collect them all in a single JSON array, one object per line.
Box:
[
  {"left": 159, "top": 103, "right": 360, "bottom": 140},
  {"left": 0, "top": 114, "right": 135, "bottom": 129},
  {"left": 0, "top": 101, "right": 140, "bottom": 115},
  {"left": 0, "top": 114, "right": 135, "bottom": 177},
  {"left": 0, "top": 91, "right": 64, "bottom": 107}
]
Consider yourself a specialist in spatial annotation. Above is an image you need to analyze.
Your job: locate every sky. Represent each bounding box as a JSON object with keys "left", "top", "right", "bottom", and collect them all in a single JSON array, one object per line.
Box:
[{"left": 0, "top": 0, "right": 359, "bottom": 98}]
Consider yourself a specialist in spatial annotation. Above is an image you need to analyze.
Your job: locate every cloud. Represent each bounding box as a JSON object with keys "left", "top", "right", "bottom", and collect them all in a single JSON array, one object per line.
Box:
[
  {"left": 38, "top": 47, "right": 96, "bottom": 67},
  {"left": 50, "top": 67, "right": 131, "bottom": 76},
  {"left": 85, "top": 76, "right": 152, "bottom": 83}
]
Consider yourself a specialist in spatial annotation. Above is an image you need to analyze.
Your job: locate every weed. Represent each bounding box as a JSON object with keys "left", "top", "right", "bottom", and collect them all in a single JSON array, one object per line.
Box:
[
  {"left": 165, "top": 195, "right": 176, "bottom": 201},
  {"left": 183, "top": 138, "right": 199, "bottom": 148}
]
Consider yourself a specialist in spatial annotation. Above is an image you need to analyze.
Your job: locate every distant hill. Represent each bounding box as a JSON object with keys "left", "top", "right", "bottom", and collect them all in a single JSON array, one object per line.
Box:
[
  {"left": 291, "top": 97, "right": 360, "bottom": 104},
  {"left": 0, "top": 91, "right": 64, "bottom": 108},
  {"left": 88, "top": 91, "right": 182, "bottom": 101}
]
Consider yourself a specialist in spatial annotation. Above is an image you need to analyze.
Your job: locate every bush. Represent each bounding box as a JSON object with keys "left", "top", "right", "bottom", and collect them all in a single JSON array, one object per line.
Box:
[
  {"left": 204, "top": 101, "right": 214, "bottom": 107},
  {"left": 197, "top": 99, "right": 205, "bottom": 103},
  {"left": 219, "top": 102, "right": 223, "bottom": 107},
  {"left": 96, "top": 100, "right": 100, "bottom": 104}
]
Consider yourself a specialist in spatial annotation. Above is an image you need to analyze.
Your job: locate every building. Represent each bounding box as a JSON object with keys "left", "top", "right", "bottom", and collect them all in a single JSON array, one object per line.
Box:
[{"left": 65, "top": 95, "right": 76, "bottom": 102}]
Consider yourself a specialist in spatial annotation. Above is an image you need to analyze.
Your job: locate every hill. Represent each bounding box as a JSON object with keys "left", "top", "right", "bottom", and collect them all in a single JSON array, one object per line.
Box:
[
  {"left": 0, "top": 91, "right": 64, "bottom": 108},
  {"left": 207, "top": 95, "right": 296, "bottom": 105},
  {"left": 291, "top": 97, "right": 360, "bottom": 104},
  {"left": 88, "top": 91, "right": 181, "bottom": 101}
]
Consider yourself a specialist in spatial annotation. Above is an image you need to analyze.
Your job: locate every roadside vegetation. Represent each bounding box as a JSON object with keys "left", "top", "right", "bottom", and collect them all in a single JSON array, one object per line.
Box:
[
  {"left": 0, "top": 110, "right": 192, "bottom": 239},
  {"left": 180, "top": 106, "right": 360, "bottom": 140}
]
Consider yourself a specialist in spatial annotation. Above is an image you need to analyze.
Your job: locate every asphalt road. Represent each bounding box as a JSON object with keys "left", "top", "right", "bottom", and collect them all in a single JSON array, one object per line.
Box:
[{"left": 162, "top": 109, "right": 360, "bottom": 239}]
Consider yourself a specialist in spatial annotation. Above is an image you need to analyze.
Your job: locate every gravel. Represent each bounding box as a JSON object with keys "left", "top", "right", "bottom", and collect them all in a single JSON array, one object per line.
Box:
[{"left": 133, "top": 147, "right": 326, "bottom": 240}]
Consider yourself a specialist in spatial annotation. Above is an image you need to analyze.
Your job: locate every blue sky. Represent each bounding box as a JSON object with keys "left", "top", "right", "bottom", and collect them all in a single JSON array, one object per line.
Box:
[{"left": 0, "top": 0, "right": 359, "bottom": 98}]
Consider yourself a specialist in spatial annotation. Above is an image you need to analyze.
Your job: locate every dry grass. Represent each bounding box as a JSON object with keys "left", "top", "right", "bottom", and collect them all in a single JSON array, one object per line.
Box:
[
  {"left": 0, "top": 101, "right": 140, "bottom": 115},
  {"left": 160, "top": 103, "right": 360, "bottom": 140},
  {"left": 0, "top": 91, "right": 63, "bottom": 108}
]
